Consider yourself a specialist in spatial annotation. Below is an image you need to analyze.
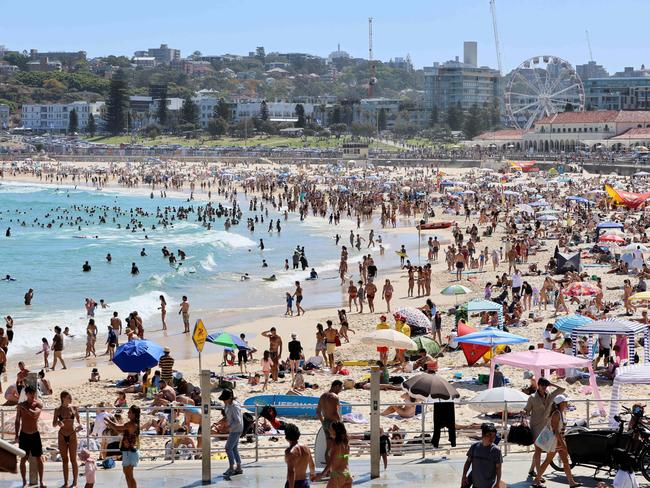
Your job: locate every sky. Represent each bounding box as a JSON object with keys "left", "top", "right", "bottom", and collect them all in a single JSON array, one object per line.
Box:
[{"left": 1, "top": 0, "right": 648, "bottom": 74}]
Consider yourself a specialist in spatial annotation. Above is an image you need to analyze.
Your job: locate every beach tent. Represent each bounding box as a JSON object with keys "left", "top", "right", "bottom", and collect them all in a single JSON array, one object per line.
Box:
[
  {"left": 609, "top": 364, "right": 650, "bottom": 426},
  {"left": 407, "top": 336, "right": 441, "bottom": 358},
  {"left": 595, "top": 221, "right": 624, "bottom": 240},
  {"left": 489, "top": 349, "right": 605, "bottom": 413},
  {"left": 461, "top": 298, "right": 504, "bottom": 327},
  {"left": 556, "top": 252, "right": 581, "bottom": 273},
  {"left": 571, "top": 319, "right": 650, "bottom": 365}
]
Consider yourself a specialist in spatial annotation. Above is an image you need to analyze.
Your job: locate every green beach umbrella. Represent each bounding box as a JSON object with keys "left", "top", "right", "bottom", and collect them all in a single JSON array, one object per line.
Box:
[
  {"left": 441, "top": 284, "right": 471, "bottom": 304},
  {"left": 407, "top": 336, "right": 441, "bottom": 358}
]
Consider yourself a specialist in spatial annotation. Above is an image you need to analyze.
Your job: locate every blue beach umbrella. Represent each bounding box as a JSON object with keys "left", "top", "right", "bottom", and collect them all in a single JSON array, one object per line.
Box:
[
  {"left": 207, "top": 332, "right": 250, "bottom": 350},
  {"left": 113, "top": 340, "right": 164, "bottom": 373},
  {"left": 554, "top": 314, "right": 593, "bottom": 334},
  {"left": 455, "top": 327, "right": 528, "bottom": 347}
]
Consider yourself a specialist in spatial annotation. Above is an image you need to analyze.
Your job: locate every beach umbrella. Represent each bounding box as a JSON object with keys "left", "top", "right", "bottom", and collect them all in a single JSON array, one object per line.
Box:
[
  {"left": 454, "top": 327, "right": 528, "bottom": 347},
  {"left": 360, "top": 329, "right": 417, "bottom": 350},
  {"left": 468, "top": 387, "right": 529, "bottom": 414},
  {"left": 633, "top": 171, "right": 650, "bottom": 177},
  {"left": 402, "top": 373, "right": 459, "bottom": 401},
  {"left": 629, "top": 291, "right": 650, "bottom": 302},
  {"left": 394, "top": 307, "right": 431, "bottom": 332},
  {"left": 564, "top": 282, "right": 600, "bottom": 297},
  {"left": 113, "top": 340, "right": 164, "bottom": 373},
  {"left": 536, "top": 214, "right": 558, "bottom": 222},
  {"left": 503, "top": 190, "right": 521, "bottom": 197},
  {"left": 599, "top": 234, "right": 625, "bottom": 244},
  {"left": 207, "top": 332, "right": 249, "bottom": 350},
  {"left": 441, "top": 285, "right": 471, "bottom": 296},
  {"left": 623, "top": 243, "right": 650, "bottom": 252},
  {"left": 441, "top": 284, "right": 471, "bottom": 304},
  {"left": 407, "top": 336, "right": 441, "bottom": 357},
  {"left": 529, "top": 200, "right": 550, "bottom": 207},
  {"left": 536, "top": 209, "right": 561, "bottom": 215},
  {"left": 554, "top": 314, "right": 594, "bottom": 334}
]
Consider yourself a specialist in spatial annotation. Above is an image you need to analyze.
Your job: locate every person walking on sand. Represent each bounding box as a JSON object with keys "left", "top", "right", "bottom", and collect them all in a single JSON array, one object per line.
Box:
[
  {"left": 86, "top": 318, "right": 98, "bottom": 358},
  {"left": 284, "top": 423, "right": 316, "bottom": 488},
  {"left": 16, "top": 385, "right": 46, "bottom": 488},
  {"left": 294, "top": 281, "right": 305, "bottom": 316},
  {"left": 366, "top": 280, "right": 377, "bottom": 313},
  {"left": 382, "top": 279, "right": 394, "bottom": 313},
  {"left": 158, "top": 347, "right": 174, "bottom": 385},
  {"left": 105, "top": 405, "right": 140, "bottom": 488},
  {"left": 54, "top": 390, "right": 83, "bottom": 488},
  {"left": 179, "top": 296, "right": 190, "bottom": 333},
  {"left": 324, "top": 321, "right": 339, "bottom": 369},
  {"left": 347, "top": 281, "right": 358, "bottom": 313},
  {"left": 52, "top": 325, "right": 67, "bottom": 370}
]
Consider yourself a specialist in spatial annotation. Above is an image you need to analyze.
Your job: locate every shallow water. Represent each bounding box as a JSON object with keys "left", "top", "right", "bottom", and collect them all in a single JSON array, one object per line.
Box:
[{"left": 0, "top": 182, "right": 408, "bottom": 353}]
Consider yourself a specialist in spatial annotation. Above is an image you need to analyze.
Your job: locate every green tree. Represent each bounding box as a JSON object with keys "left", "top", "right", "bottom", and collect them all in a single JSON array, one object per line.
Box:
[
  {"left": 207, "top": 117, "right": 228, "bottom": 137},
  {"left": 104, "top": 69, "right": 129, "bottom": 135},
  {"left": 295, "top": 103, "right": 306, "bottom": 128},
  {"left": 446, "top": 103, "right": 464, "bottom": 131},
  {"left": 143, "top": 123, "right": 161, "bottom": 139},
  {"left": 68, "top": 108, "right": 78, "bottom": 134},
  {"left": 87, "top": 113, "right": 97, "bottom": 136},
  {"left": 180, "top": 96, "right": 199, "bottom": 126},
  {"left": 255, "top": 47, "right": 266, "bottom": 63},
  {"left": 377, "top": 108, "right": 388, "bottom": 131},
  {"left": 331, "top": 105, "right": 342, "bottom": 125},
  {"left": 260, "top": 100, "right": 269, "bottom": 121},
  {"left": 463, "top": 104, "right": 483, "bottom": 139},
  {"left": 2, "top": 51, "right": 29, "bottom": 70},
  {"left": 215, "top": 98, "right": 231, "bottom": 122},
  {"left": 429, "top": 105, "right": 439, "bottom": 127},
  {"left": 157, "top": 85, "right": 168, "bottom": 127},
  {"left": 329, "top": 123, "right": 348, "bottom": 137}
]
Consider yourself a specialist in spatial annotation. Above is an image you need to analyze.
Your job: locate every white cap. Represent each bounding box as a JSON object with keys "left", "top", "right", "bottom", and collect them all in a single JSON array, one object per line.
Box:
[{"left": 554, "top": 394, "right": 569, "bottom": 405}]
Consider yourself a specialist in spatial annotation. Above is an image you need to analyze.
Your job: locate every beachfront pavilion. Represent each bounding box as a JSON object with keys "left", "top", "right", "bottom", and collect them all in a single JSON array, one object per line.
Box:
[
  {"left": 488, "top": 348, "right": 605, "bottom": 413},
  {"left": 571, "top": 319, "right": 650, "bottom": 365}
]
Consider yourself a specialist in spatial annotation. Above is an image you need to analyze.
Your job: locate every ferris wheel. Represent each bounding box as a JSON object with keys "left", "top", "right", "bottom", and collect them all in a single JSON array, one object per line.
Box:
[{"left": 505, "top": 55, "right": 585, "bottom": 130}]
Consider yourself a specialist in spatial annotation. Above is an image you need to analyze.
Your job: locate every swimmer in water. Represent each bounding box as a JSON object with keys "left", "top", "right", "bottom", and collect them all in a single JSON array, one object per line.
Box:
[
  {"left": 106, "top": 253, "right": 112, "bottom": 263},
  {"left": 140, "top": 248, "right": 147, "bottom": 257},
  {"left": 241, "top": 273, "right": 251, "bottom": 281},
  {"left": 263, "top": 275, "right": 277, "bottom": 282},
  {"left": 131, "top": 263, "right": 140, "bottom": 275},
  {"left": 307, "top": 268, "right": 318, "bottom": 280},
  {"left": 2, "top": 274, "right": 15, "bottom": 281},
  {"left": 82, "top": 261, "right": 91, "bottom": 272}
]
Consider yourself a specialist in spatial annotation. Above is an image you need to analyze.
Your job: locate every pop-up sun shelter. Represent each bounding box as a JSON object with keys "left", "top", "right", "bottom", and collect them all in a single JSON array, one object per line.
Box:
[
  {"left": 609, "top": 364, "right": 650, "bottom": 426},
  {"left": 461, "top": 298, "right": 504, "bottom": 327},
  {"left": 556, "top": 252, "right": 581, "bottom": 273},
  {"left": 571, "top": 319, "right": 650, "bottom": 365},
  {"left": 489, "top": 348, "right": 605, "bottom": 413}
]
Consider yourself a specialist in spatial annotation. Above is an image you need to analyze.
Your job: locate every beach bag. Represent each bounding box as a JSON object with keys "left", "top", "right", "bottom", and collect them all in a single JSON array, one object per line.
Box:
[
  {"left": 534, "top": 425, "right": 557, "bottom": 452},
  {"left": 102, "top": 458, "right": 116, "bottom": 469},
  {"left": 507, "top": 417, "right": 533, "bottom": 446}
]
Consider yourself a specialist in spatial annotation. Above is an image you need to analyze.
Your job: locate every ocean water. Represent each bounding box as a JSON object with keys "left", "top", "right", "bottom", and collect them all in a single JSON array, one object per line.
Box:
[{"left": 0, "top": 181, "right": 405, "bottom": 353}]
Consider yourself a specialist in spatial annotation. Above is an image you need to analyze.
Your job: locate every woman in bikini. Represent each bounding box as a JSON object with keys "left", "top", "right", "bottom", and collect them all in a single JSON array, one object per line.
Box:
[
  {"left": 316, "top": 420, "right": 352, "bottom": 487},
  {"left": 315, "top": 323, "right": 326, "bottom": 357},
  {"left": 105, "top": 405, "right": 141, "bottom": 488},
  {"left": 347, "top": 281, "right": 358, "bottom": 313},
  {"left": 53, "top": 390, "right": 82, "bottom": 488},
  {"left": 382, "top": 279, "right": 394, "bottom": 313}
]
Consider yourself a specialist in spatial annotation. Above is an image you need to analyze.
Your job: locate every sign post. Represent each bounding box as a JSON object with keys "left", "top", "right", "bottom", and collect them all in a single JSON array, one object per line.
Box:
[
  {"left": 370, "top": 367, "right": 380, "bottom": 479},
  {"left": 192, "top": 319, "right": 208, "bottom": 371}
]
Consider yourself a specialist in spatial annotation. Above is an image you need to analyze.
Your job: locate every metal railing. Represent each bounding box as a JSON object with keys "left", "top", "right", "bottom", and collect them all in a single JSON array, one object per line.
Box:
[{"left": 1, "top": 395, "right": 636, "bottom": 464}]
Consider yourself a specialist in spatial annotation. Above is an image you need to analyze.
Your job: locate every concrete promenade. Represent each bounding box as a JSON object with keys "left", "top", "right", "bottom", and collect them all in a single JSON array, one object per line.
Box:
[{"left": 0, "top": 454, "right": 640, "bottom": 487}]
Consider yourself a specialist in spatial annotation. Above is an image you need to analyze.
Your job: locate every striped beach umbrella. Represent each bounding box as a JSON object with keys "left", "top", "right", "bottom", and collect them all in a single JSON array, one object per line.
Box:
[{"left": 554, "top": 314, "right": 594, "bottom": 334}]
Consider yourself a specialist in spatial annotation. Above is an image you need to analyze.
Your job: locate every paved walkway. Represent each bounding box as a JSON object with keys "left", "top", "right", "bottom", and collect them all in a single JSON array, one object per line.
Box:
[{"left": 0, "top": 454, "right": 640, "bottom": 487}]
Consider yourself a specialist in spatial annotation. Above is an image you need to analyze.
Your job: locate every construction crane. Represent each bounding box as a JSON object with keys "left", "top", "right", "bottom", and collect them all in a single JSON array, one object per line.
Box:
[
  {"left": 368, "top": 17, "right": 377, "bottom": 97},
  {"left": 585, "top": 30, "right": 594, "bottom": 63},
  {"left": 489, "top": 0, "right": 503, "bottom": 75}
]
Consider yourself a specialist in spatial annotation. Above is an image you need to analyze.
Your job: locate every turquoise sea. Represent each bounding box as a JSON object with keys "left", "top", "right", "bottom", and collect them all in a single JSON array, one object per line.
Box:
[{"left": 0, "top": 181, "right": 402, "bottom": 353}]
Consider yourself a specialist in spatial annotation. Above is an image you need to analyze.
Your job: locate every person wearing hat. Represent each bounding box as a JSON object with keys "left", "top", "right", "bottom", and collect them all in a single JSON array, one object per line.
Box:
[
  {"left": 219, "top": 389, "right": 243, "bottom": 477},
  {"left": 288, "top": 333, "right": 303, "bottom": 380},
  {"left": 159, "top": 347, "right": 174, "bottom": 385},
  {"left": 523, "top": 377, "right": 565, "bottom": 480},
  {"left": 533, "top": 395, "right": 581, "bottom": 488},
  {"left": 376, "top": 316, "right": 390, "bottom": 365}
]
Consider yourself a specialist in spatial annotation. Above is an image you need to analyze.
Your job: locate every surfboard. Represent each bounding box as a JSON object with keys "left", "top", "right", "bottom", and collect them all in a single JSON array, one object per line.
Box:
[
  {"left": 315, "top": 427, "right": 327, "bottom": 467},
  {"left": 242, "top": 394, "right": 352, "bottom": 417},
  {"left": 457, "top": 322, "right": 490, "bottom": 366}
]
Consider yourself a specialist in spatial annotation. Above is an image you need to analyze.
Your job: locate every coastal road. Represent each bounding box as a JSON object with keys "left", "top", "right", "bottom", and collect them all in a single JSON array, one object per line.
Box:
[{"left": 0, "top": 454, "right": 632, "bottom": 487}]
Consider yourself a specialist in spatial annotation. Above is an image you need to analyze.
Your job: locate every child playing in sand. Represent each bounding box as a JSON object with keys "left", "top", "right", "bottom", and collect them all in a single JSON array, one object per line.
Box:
[
  {"left": 261, "top": 351, "right": 272, "bottom": 391},
  {"left": 36, "top": 337, "right": 50, "bottom": 369},
  {"left": 285, "top": 292, "right": 294, "bottom": 316},
  {"left": 78, "top": 448, "right": 96, "bottom": 488}
]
